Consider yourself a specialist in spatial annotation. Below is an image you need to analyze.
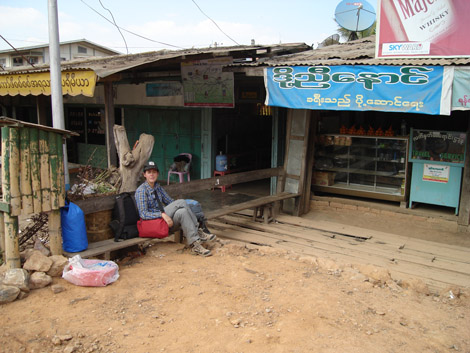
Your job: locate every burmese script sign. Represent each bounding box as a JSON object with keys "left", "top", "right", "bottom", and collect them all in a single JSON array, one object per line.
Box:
[
  {"left": 376, "top": 0, "right": 470, "bottom": 58},
  {"left": 423, "top": 164, "right": 450, "bottom": 183},
  {"left": 264, "top": 65, "right": 452, "bottom": 115},
  {"left": 0, "top": 70, "right": 97, "bottom": 97},
  {"left": 411, "top": 129, "right": 466, "bottom": 165}
]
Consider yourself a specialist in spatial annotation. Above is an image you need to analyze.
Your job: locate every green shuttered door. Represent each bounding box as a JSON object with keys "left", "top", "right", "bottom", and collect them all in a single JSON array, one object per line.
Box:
[{"left": 124, "top": 108, "right": 202, "bottom": 182}]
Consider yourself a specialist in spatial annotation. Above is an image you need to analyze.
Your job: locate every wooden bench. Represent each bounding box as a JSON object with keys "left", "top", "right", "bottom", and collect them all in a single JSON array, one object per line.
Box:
[
  {"left": 70, "top": 167, "right": 300, "bottom": 259},
  {"left": 205, "top": 192, "right": 300, "bottom": 223},
  {"left": 62, "top": 237, "right": 162, "bottom": 260}
]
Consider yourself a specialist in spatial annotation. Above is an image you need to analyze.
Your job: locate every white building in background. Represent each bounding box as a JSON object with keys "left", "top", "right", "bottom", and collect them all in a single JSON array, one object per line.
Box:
[{"left": 0, "top": 39, "right": 120, "bottom": 69}]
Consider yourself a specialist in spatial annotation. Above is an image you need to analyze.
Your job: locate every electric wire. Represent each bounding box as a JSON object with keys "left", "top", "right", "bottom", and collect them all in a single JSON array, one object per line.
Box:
[
  {"left": 3, "top": 1, "right": 240, "bottom": 56},
  {"left": 98, "top": 0, "right": 128, "bottom": 54},
  {"left": 0, "top": 34, "right": 36, "bottom": 69},
  {"left": 190, "top": 0, "right": 240, "bottom": 46},
  {"left": 79, "top": 0, "right": 185, "bottom": 50}
]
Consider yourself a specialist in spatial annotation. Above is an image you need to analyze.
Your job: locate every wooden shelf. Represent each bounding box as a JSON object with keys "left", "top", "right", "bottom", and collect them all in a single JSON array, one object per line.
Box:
[{"left": 313, "top": 182, "right": 405, "bottom": 202}]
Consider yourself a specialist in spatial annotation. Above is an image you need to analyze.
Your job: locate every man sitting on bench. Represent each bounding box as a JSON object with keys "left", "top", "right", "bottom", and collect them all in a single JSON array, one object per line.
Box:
[{"left": 135, "top": 161, "right": 216, "bottom": 257}]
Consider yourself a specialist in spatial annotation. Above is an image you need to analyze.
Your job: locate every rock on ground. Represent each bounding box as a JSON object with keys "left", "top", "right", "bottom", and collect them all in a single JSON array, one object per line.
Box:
[
  {"left": 2, "top": 268, "right": 30, "bottom": 292},
  {"left": 0, "top": 284, "right": 20, "bottom": 304},
  {"left": 22, "top": 251, "right": 53, "bottom": 272},
  {"left": 29, "top": 272, "right": 52, "bottom": 290}
]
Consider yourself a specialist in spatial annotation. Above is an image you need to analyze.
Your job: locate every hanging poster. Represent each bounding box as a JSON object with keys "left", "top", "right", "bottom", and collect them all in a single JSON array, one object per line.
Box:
[
  {"left": 423, "top": 164, "right": 450, "bottom": 183},
  {"left": 265, "top": 65, "right": 452, "bottom": 115},
  {"left": 452, "top": 67, "right": 470, "bottom": 111},
  {"left": 376, "top": 0, "right": 470, "bottom": 58},
  {"left": 181, "top": 57, "right": 234, "bottom": 107},
  {"left": 146, "top": 82, "right": 182, "bottom": 97}
]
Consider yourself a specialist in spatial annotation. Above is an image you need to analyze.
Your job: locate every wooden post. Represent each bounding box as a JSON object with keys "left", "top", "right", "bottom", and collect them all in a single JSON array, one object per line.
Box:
[
  {"left": 3, "top": 214, "right": 20, "bottom": 268},
  {"left": 49, "top": 131, "right": 60, "bottom": 210},
  {"left": 458, "top": 116, "right": 470, "bottom": 227},
  {"left": 48, "top": 210, "right": 62, "bottom": 255},
  {"left": 303, "top": 111, "right": 317, "bottom": 214},
  {"left": 39, "top": 129, "right": 51, "bottom": 212},
  {"left": 30, "top": 128, "right": 42, "bottom": 213},
  {"left": 1, "top": 127, "right": 20, "bottom": 268},
  {"left": 282, "top": 109, "right": 311, "bottom": 216},
  {"left": 2, "top": 127, "right": 11, "bottom": 208},
  {"left": 0, "top": 212, "right": 4, "bottom": 261},
  {"left": 9, "top": 128, "right": 21, "bottom": 216},
  {"left": 296, "top": 111, "right": 311, "bottom": 216},
  {"left": 20, "top": 128, "right": 34, "bottom": 215},
  {"left": 104, "top": 82, "right": 117, "bottom": 167}
]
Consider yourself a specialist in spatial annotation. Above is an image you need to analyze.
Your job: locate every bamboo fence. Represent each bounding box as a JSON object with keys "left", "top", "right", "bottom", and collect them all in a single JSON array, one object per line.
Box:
[{"left": 0, "top": 118, "right": 74, "bottom": 268}]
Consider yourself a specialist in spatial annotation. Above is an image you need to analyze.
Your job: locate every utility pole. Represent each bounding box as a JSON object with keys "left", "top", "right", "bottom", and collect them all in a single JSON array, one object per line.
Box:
[{"left": 47, "top": 0, "right": 70, "bottom": 189}]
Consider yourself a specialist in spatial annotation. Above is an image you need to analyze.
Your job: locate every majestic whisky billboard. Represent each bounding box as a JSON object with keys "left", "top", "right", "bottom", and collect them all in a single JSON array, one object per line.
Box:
[{"left": 376, "top": 0, "right": 470, "bottom": 58}]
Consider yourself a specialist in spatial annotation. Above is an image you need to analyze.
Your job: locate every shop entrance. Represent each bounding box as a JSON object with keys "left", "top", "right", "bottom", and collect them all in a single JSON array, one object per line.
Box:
[
  {"left": 213, "top": 102, "right": 274, "bottom": 173},
  {"left": 312, "top": 109, "right": 469, "bottom": 215}
]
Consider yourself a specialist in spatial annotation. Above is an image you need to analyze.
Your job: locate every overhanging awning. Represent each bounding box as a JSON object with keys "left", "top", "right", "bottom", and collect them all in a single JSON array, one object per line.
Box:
[{"left": 0, "top": 70, "right": 97, "bottom": 97}]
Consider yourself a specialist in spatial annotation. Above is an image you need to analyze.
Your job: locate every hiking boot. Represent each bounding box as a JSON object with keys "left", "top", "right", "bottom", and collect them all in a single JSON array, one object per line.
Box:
[
  {"left": 198, "top": 227, "right": 216, "bottom": 242},
  {"left": 190, "top": 240, "right": 212, "bottom": 257}
]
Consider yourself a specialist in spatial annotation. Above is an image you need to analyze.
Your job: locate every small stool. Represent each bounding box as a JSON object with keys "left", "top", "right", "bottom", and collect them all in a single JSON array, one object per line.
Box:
[
  {"left": 213, "top": 170, "right": 232, "bottom": 192},
  {"left": 253, "top": 204, "right": 274, "bottom": 224}
]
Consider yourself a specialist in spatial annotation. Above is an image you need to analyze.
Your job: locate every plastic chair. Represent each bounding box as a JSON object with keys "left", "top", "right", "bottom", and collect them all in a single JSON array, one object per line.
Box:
[{"left": 167, "top": 153, "right": 192, "bottom": 184}]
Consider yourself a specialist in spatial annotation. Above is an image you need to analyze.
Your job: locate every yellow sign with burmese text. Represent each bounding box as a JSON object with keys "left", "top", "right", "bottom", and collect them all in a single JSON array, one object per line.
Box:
[{"left": 0, "top": 70, "right": 96, "bottom": 97}]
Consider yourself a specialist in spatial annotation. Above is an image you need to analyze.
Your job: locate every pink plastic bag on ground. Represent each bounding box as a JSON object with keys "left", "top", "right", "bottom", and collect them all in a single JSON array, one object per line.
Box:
[{"left": 62, "top": 255, "right": 119, "bottom": 287}]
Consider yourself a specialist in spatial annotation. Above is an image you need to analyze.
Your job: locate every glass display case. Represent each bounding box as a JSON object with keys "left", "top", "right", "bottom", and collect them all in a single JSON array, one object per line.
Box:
[{"left": 312, "top": 134, "right": 409, "bottom": 204}]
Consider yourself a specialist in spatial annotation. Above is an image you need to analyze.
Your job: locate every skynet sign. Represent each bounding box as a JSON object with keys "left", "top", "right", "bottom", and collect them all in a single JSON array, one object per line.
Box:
[{"left": 382, "top": 42, "right": 431, "bottom": 56}]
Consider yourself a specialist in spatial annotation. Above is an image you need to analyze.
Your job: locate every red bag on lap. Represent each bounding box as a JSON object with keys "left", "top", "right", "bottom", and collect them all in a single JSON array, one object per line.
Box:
[{"left": 137, "top": 218, "right": 169, "bottom": 238}]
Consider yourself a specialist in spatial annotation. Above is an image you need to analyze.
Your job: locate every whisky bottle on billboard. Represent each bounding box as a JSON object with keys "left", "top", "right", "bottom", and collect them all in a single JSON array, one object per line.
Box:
[{"left": 391, "top": 0, "right": 456, "bottom": 42}]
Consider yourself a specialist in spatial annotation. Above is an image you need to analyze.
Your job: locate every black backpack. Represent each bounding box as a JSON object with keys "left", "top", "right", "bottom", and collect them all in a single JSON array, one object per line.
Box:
[{"left": 109, "top": 192, "right": 140, "bottom": 242}]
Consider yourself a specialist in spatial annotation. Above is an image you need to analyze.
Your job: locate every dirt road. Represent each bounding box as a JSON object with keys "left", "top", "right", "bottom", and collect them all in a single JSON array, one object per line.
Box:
[{"left": 1, "top": 236, "right": 469, "bottom": 353}]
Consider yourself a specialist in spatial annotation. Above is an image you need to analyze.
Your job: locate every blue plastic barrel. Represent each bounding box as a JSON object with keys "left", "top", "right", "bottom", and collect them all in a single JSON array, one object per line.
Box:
[{"left": 215, "top": 153, "right": 228, "bottom": 171}]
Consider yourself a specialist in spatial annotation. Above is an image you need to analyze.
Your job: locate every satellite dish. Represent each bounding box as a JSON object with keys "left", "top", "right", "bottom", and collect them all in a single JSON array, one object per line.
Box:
[{"left": 334, "top": 0, "right": 376, "bottom": 35}]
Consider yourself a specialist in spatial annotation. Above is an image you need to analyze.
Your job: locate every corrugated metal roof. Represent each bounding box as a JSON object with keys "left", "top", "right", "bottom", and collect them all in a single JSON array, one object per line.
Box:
[
  {"left": 0, "top": 116, "right": 78, "bottom": 137},
  {"left": 0, "top": 43, "right": 311, "bottom": 79},
  {"left": 0, "top": 39, "right": 120, "bottom": 55},
  {"left": 232, "top": 36, "right": 470, "bottom": 67}
]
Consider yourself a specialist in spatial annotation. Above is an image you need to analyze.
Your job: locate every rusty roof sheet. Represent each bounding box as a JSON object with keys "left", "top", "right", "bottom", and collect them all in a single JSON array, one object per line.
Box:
[
  {"left": 0, "top": 116, "right": 78, "bottom": 137},
  {"left": 234, "top": 36, "right": 470, "bottom": 67},
  {"left": 0, "top": 43, "right": 311, "bottom": 78}
]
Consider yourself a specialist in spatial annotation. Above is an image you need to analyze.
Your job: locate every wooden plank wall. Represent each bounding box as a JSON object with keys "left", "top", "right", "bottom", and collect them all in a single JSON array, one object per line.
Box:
[
  {"left": 282, "top": 109, "right": 311, "bottom": 216},
  {"left": 458, "top": 117, "right": 470, "bottom": 228}
]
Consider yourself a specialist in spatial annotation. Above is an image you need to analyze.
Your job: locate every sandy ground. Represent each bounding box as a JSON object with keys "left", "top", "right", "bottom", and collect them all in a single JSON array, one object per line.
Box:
[{"left": 1, "top": 232, "right": 469, "bottom": 353}]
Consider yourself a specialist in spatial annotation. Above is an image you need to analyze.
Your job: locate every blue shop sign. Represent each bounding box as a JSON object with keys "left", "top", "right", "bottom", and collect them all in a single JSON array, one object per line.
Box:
[{"left": 265, "top": 65, "right": 452, "bottom": 115}]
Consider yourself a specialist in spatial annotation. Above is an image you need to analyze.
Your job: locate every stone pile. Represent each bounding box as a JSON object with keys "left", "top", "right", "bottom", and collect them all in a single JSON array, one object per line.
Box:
[{"left": 0, "top": 246, "right": 68, "bottom": 304}]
